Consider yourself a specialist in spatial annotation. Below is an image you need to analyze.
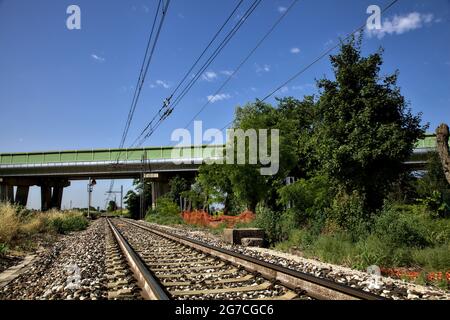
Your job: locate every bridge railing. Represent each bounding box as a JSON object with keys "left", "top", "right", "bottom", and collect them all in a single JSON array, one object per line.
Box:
[{"left": 0, "top": 145, "right": 224, "bottom": 166}]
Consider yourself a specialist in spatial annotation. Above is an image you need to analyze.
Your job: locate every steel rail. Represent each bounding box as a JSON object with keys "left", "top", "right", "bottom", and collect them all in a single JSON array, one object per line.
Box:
[
  {"left": 106, "top": 218, "right": 170, "bottom": 300},
  {"left": 121, "top": 218, "right": 384, "bottom": 300}
]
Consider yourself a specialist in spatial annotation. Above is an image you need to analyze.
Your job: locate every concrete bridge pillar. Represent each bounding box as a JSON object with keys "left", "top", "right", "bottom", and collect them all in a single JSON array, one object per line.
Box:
[
  {"left": 0, "top": 184, "right": 14, "bottom": 203},
  {"left": 41, "top": 185, "right": 52, "bottom": 211},
  {"left": 151, "top": 181, "right": 170, "bottom": 209},
  {"left": 0, "top": 184, "right": 6, "bottom": 202},
  {"left": 50, "top": 186, "right": 64, "bottom": 210},
  {"left": 40, "top": 180, "right": 69, "bottom": 211},
  {"left": 15, "top": 186, "right": 29, "bottom": 207}
]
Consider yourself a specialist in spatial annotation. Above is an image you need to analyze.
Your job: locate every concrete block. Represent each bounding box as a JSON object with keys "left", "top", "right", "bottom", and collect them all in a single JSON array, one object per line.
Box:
[
  {"left": 223, "top": 228, "right": 265, "bottom": 245},
  {"left": 241, "top": 238, "right": 264, "bottom": 247}
]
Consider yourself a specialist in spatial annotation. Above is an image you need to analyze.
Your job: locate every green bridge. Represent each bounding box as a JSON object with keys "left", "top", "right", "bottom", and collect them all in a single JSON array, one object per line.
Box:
[{"left": 0, "top": 135, "right": 444, "bottom": 210}]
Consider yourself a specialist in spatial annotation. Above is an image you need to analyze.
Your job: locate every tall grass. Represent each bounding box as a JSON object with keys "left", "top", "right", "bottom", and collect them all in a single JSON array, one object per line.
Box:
[
  {"left": 145, "top": 197, "right": 184, "bottom": 225},
  {"left": 0, "top": 203, "right": 89, "bottom": 253},
  {"left": 0, "top": 203, "right": 20, "bottom": 244}
]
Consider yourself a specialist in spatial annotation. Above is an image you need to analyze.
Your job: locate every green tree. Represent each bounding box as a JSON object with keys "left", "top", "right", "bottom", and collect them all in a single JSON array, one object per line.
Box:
[
  {"left": 124, "top": 179, "right": 152, "bottom": 219},
  {"left": 313, "top": 37, "right": 426, "bottom": 212},
  {"left": 167, "top": 175, "right": 190, "bottom": 203},
  {"left": 416, "top": 153, "right": 450, "bottom": 217},
  {"left": 196, "top": 97, "right": 316, "bottom": 213},
  {"left": 197, "top": 164, "right": 235, "bottom": 214},
  {"left": 124, "top": 190, "right": 139, "bottom": 219},
  {"left": 107, "top": 200, "right": 117, "bottom": 212}
]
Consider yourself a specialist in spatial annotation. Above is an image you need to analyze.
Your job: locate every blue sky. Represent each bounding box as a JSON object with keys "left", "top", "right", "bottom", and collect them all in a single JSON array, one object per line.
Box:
[{"left": 0, "top": 0, "right": 449, "bottom": 209}]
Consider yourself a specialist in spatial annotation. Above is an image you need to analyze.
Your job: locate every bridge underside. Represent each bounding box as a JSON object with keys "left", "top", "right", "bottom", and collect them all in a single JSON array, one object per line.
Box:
[
  {"left": 0, "top": 160, "right": 200, "bottom": 211},
  {"left": 0, "top": 140, "right": 441, "bottom": 211}
]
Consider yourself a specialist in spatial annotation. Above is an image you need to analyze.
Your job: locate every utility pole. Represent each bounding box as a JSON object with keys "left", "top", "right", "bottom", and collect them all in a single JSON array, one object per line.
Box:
[
  {"left": 140, "top": 155, "right": 144, "bottom": 220},
  {"left": 139, "top": 152, "right": 147, "bottom": 220},
  {"left": 105, "top": 185, "right": 123, "bottom": 214},
  {"left": 87, "top": 177, "right": 96, "bottom": 218},
  {"left": 121, "top": 185, "right": 123, "bottom": 215}
]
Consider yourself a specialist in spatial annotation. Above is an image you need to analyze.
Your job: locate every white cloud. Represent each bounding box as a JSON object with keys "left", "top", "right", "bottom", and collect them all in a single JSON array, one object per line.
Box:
[
  {"left": 202, "top": 71, "right": 218, "bottom": 81},
  {"left": 142, "top": 5, "right": 150, "bottom": 13},
  {"left": 279, "top": 86, "right": 289, "bottom": 93},
  {"left": 207, "top": 93, "right": 231, "bottom": 103},
  {"left": 324, "top": 39, "right": 334, "bottom": 47},
  {"left": 292, "top": 83, "right": 314, "bottom": 91},
  {"left": 91, "top": 54, "right": 105, "bottom": 62},
  {"left": 367, "top": 12, "right": 436, "bottom": 39},
  {"left": 255, "top": 63, "right": 270, "bottom": 73},
  {"left": 250, "top": 87, "right": 257, "bottom": 92},
  {"left": 278, "top": 6, "right": 287, "bottom": 13},
  {"left": 220, "top": 70, "right": 234, "bottom": 76},
  {"left": 290, "top": 47, "right": 300, "bottom": 54},
  {"left": 155, "top": 80, "right": 170, "bottom": 89}
]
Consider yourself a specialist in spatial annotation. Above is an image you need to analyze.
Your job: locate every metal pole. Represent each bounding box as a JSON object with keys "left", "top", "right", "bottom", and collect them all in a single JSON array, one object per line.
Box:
[
  {"left": 140, "top": 172, "right": 144, "bottom": 220},
  {"left": 120, "top": 185, "right": 123, "bottom": 215},
  {"left": 87, "top": 177, "right": 91, "bottom": 219}
]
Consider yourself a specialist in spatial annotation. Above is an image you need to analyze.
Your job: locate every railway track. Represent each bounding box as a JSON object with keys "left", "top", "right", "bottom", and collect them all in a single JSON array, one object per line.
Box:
[{"left": 106, "top": 217, "right": 384, "bottom": 300}]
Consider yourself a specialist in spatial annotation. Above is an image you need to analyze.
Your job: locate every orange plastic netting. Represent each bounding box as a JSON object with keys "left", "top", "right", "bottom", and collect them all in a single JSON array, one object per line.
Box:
[{"left": 181, "top": 210, "right": 255, "bottom": 228}]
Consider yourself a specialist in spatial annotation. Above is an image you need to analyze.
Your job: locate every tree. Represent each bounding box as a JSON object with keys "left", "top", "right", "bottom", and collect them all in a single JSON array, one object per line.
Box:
[
  {"left": 197, "top": 164, "right": 235, "bottom": 214},
  {"left": 196, "top": 97, "right": 317, "bottom": 213},
  {"left": 124, "top": 190, "right": 139, "bottom": 219},
  {"left": 124, "top": 179, "right": 152, "bottom": 219},
  {"left": 167, "top": 176, "right": 190, "bottom": 203},
  {"left": 313, "top": 37, "right": 426, "bottom": 211},
  {"left": 416, "top": 153, "right": 450, "bottom": 217},
  {"left": 107, "top": 200, "right": 117, "bottom": 212}
]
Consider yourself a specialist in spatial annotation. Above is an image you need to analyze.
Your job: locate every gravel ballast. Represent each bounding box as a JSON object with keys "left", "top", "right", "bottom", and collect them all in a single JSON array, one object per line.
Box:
[
  {"left": 135, "top": 220, "right": 450, "bottom": 300},
  {"left": 0, "top": 219, "right": 108, "bottom": 300}
]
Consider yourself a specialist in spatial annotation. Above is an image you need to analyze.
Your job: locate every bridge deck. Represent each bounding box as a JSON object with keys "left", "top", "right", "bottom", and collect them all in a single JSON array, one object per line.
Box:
[{"left": 0, "top": 145, "right": 222, "bottom": 166}]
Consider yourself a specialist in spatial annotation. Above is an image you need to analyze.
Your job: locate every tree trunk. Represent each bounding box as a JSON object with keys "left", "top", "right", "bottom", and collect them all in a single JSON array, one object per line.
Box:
[{"left": 436, "top": 123, "right": 450, "bottom": 185}]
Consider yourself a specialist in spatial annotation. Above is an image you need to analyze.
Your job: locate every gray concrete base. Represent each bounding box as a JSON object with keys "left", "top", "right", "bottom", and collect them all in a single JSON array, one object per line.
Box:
[
  {"left": 0, "top": 254, "right": 36, "bottom": 289},
  {"left": 241, "top": 237, "right": 265, "bottom": 247},
  {"left": 223, "top": 228, "right": 265, "bottom": 245}
]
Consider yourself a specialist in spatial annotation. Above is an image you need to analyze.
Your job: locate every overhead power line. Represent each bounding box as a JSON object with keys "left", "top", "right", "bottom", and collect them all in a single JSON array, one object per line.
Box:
[
  {"left": 183, "top": 0, "right": 299, "bottom": 129},
  {"left": 107, "top": 0, "right": 171, "bottom": 198},
  {"left": 135, "top": 0, "right": 299, "bottom": 173},
  {"left": 130, "top": 0, "right": 262, "bottom": 148},
  {"left": 219, "top": 0, "right": 401, "bottom": 130}
]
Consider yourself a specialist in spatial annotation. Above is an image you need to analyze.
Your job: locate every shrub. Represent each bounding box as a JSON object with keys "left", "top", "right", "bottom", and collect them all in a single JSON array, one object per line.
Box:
[
  {"left": 308, "top": 232, "right": 357, "bottom": 266},
  {"left": 145, "top": 197, "right": 183, "bottom": 225},
  {"left": 253, "top": 206, "right": 283, "bottom": 244},
  {"left": 0, "top": 243, "right": 8, "bottom": 256},
  {"left": 46, "top": 211, "right": 89, "bottom": 234},
  {"left": 274, "top": 228, "right": 318, "bottom": 252},
  {"left": 412, "top": 244, "right": 450, "bottom": 271},
  {"left": 374, "top": 204, "right": 429, "bottom": 248},
  {"left": 19, "top": 215, "right": 48, "bottom": 235},
  {"left": 327, "top": 190, "right": 371, "bottom": 240},
  {"left": 0, "top": 203, "right": 20, "bottom": 243},
  {"left": 153, "top": 197, "right": 180, "bottom": 216},
  {"left": 354, "top": 235, "right": 390, "bottom": 269},
  {"left": 278, "top": 175, "right": 331, "bottom": 226}
]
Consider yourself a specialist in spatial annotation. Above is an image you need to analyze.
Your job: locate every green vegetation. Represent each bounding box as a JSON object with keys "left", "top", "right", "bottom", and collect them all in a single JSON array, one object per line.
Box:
[
  {"left": 145, "top": 197, "right": 184, "bottom": 225},
  {"left": 0, "top": 203, "right": 89, "bottom": 253},
  {"left": 106, "top": 200, "right": 118, "bottom": 212},
  {"left": 128, "top": 38, "right": 450, "bottom": 286},
  {"left": 124, "top": 179, "right": 152, "bottom": 219}
]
